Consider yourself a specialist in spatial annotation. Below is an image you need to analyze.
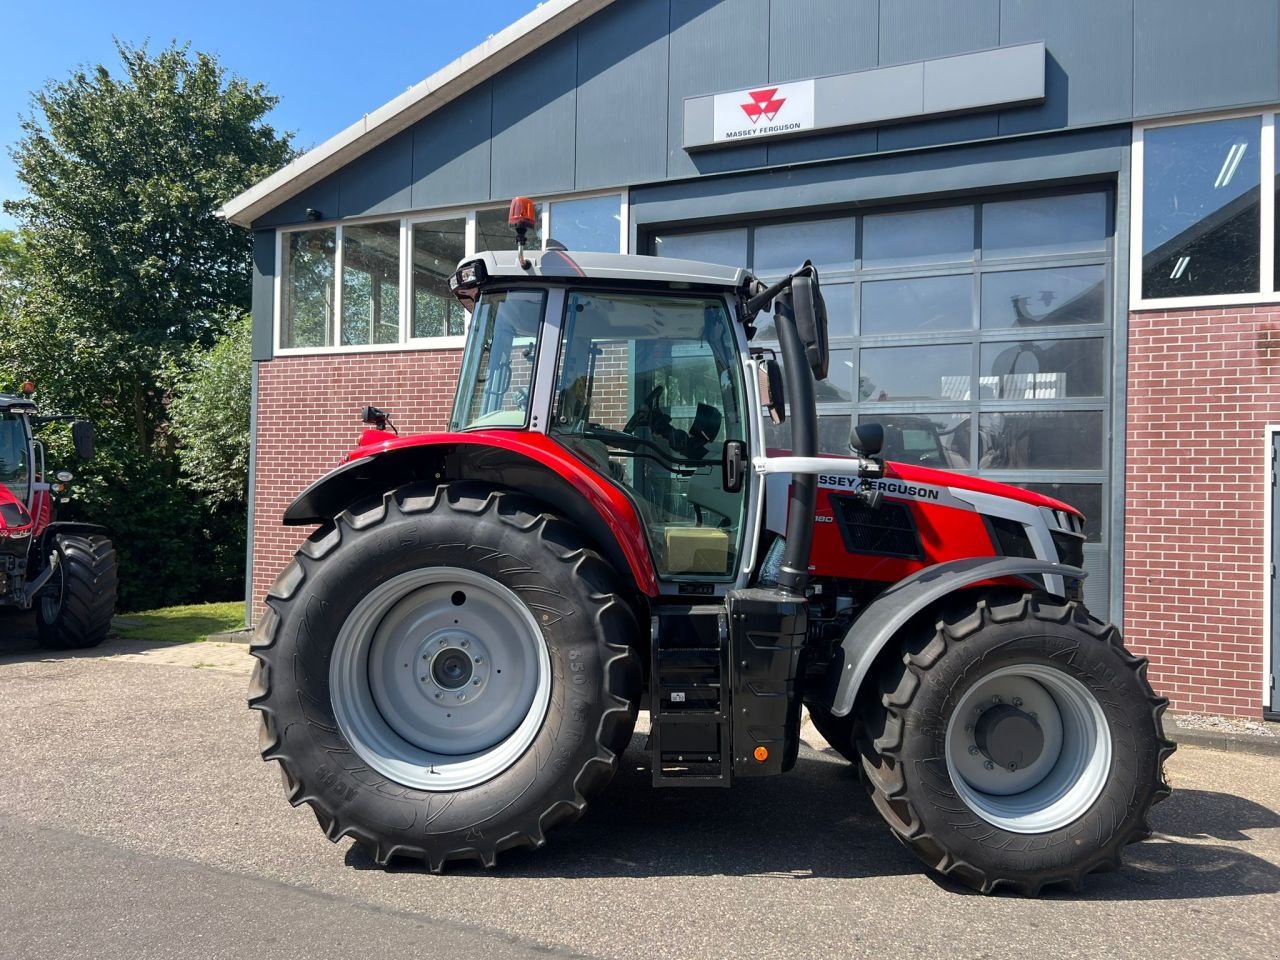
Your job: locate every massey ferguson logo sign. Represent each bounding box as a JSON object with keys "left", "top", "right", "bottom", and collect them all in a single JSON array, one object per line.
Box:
[{"left": 712, "top": 79, "right": 815, "bottom": 143}]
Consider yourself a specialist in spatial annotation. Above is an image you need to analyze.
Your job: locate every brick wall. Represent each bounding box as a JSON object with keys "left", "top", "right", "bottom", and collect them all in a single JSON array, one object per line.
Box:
[
  {"left": 1125, "top": 306, "right": 1280, "bottom": 716},
  {"left": 250, "top": 349, "right": 463, "bottom": 616}
]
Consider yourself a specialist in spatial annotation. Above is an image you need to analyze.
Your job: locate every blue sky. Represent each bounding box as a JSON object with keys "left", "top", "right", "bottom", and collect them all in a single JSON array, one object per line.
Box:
[{"left": 0, "top": 0, "right": 540, "bottom": 229}]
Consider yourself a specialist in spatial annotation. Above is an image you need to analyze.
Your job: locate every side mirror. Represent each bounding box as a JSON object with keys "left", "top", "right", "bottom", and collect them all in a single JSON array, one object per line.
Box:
[
  {"left": 790, "top": 264, "right": 829, "bottom": 381},
  {"left": 851, "top": 422, "right": 884, "bottom": 457},
  {"left": 758, "top": 359, "right": 786, "bottom": 424},
  {"left": 71, "top": 421, "right": 95, "bottom": 460}
]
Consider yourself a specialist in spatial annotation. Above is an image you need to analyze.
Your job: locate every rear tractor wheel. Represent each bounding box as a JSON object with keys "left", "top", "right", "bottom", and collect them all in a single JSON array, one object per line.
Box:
[
  {"left": 35, "top": 533, "right": 117, "bottom": 649},
  {"left": 858, "top": 591, "right": 1174, "bottom": 895},
  {"left": 249, "top": 483, "right": 641, "bottom": 870}
]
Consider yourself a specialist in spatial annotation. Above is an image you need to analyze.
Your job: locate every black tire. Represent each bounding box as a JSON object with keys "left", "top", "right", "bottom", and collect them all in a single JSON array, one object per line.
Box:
[
  {"left": 35, "top": 533, "right": 117, "bottom": 649},
  {"left": 856, "top": 591, "right": 1174, "bottom": 895},
  {"left": 805, "top": 705, "right": 859, "bottom": 765},
  {"left": 249, "top": 483, "right": 641, "bottom": 870}
]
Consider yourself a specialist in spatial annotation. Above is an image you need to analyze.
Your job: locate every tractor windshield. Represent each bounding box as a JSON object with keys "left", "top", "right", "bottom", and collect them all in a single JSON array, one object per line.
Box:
[
  {"left": 0, "top": 413, "right": 31, "bottom": 502},
  {"left": 550, "top": 291, "right": 748, "bottom": 580},
  {"left": 451, "top": 289, "right": 546, "bottom": 430}
]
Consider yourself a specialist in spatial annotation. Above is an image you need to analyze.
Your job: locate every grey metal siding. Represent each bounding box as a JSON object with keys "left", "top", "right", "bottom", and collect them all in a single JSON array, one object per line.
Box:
[
  {"left": 877, "top": 0, "right": 999, "bottom": 65},
  {"left": 490, "top": 31, "right": 579, "bottom": 199},
  {"left": 998, "top": 0, "right": 1133, "bottom": 133},
  {"left": 250, "top": 230, "right": 275, "bottom": 362},
  {"left": 411, "top": 85, "right": 494, "bottom": 209},
  {"left": 666, "top": 0, "right": 770, "bottom": 179},
  {"left": 768, "top": 0, "right": 878, "bottom": 82},
  {"left": 574, "top": 0, "right": 670, "bottom": 189},
  {"left": 338, "top": 130, "right": 413, "bottom": 219},
  {"left": 1134, "top": 0, "right": 1280, "bottom": 116}
]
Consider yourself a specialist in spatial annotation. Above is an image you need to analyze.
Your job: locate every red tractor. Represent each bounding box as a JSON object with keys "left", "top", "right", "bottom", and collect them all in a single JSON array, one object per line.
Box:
[
  {"left": 250, "top": 201, "right": 1172, "bottom": 894},
  {"left": 0, "top": 385, "right": 117, "bottom": 648}
]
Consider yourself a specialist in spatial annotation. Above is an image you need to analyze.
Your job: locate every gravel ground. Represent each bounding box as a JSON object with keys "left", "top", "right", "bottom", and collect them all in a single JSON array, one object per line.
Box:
[{"left": 1173, "top": 713, "right": 1280, "bottom": 738}]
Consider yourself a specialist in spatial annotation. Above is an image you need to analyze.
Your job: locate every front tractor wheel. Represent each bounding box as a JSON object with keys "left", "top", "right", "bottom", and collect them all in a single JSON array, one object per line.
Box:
[
  {"left": 249, "top": 483, "right": 640, "bottom": 870},
  {"left": 858, "top": 591, "right": 1174, "bottom": 895}
]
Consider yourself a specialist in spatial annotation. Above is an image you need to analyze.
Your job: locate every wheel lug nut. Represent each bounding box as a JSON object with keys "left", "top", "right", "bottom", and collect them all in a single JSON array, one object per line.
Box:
[
  {"left": 460, "top": 640, "right": 468, "bottom": 648},
  {"left": 419, "top": 676, "right": 428, "bottom": 682},
  {"left": 968, "top": 745, "right": 980, "bottom": 756},
  {"left": 964, "top": 723, "right": 972, "bottom": 732},
  {"left": 435, "top": 692, "right": 443, "bottom": 700},
  {"left": 991, "top": 695, "right": 1001, "bottom": 704},
  {"left": 456, "top": 693, "right": 465, "bottom": 701},
  {"left": 984, "top": 760, "right": 995, "bottom": 771},
  {"left": 472, "top": 678, "right": 480, "bottom": 686},
  {"left": 1012, "top": 697, "right": 1023, "bottom": 708},
  {"left": 475, "top": 657, "right": 483, "bottom": 665},
  {"left": 1009, "top": 762, "right": 1018, "bottom": 772},
  {"left": 422, "top": 653, "right": 429, "bottom": 660}
]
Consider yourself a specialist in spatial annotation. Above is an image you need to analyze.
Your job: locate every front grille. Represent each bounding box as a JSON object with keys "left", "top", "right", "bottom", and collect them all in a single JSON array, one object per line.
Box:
[
  {"left": 988, "top": 516, "right": 1036, "bottom": 559},
  {"left": 1051, "top": 530, "right": 1085, "bottom": 568},
  {"left": 832, "top": 496, "right": 922, "bottom": 559}
]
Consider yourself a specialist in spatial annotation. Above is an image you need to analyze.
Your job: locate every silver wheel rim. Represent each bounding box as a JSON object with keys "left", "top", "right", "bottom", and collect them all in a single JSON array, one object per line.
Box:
[
  {"left": 944, "top": 664, "right": 1111, "bottom": 834},
  {"left": 330, "top": 567, "right": 551, "bottom": 791}
]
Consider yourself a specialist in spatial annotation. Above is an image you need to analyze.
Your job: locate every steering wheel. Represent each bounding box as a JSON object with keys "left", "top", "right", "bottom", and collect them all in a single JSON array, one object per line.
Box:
[{"left": 623, "top": 385, "right": 665, "bottom": 434}]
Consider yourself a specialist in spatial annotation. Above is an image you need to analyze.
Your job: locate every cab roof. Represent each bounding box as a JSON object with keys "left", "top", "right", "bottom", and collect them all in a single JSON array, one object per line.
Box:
[
  {"left": 468, "top": 249, "right": 753, "bottom": 291},
  {"left": 0, "top": 394, "right": 36, "bottom": 414}
]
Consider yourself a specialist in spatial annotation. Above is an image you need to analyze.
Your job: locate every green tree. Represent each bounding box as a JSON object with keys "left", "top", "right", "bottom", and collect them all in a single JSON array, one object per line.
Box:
[{"left": 0, "top": 41, "right": 293, "bottom": 609}]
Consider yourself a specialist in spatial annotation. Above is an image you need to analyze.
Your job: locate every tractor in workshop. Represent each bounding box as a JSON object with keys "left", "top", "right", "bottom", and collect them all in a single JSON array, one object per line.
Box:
[
  {"left": 249, "top": 198, "right": 1172, "bottom": 895},
  {"left": 0, "top": 383, "right": 117, "bottom": 648}
]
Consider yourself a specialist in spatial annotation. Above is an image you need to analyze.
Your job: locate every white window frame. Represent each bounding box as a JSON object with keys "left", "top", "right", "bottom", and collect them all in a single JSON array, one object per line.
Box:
[
  {"left": 1131, "top": 107, "right": 1278, "bottom": 311},
  {"left": 275, "top": 189, "right": 628, "bottom": 356}
]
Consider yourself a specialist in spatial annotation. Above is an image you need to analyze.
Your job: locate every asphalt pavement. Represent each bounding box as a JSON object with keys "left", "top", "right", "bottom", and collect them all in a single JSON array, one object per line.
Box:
[{"left": 0, "top": 616, "right": 1277, "bottom": 960}]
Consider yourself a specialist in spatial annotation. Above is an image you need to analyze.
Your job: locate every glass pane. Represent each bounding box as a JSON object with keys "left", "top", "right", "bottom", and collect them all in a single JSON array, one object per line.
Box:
[
  {"left": 412, "top": 218, "right": 467, "bottom": 338},
  {"left": 980, "top": 338, "right": 1105, "bottom": 399},
  {"left": 977, "top": 410, "right": 1103, "bottom": 469},
  {"left": 1142, "top": 116, "right": 1261, "bottom": 298},
  {"left": 857, "top": 413, "right": 971, "bottom": 468},
  {"left": 981, "top": 265, "right": 1106, "bottom": 329},
  {"left": 860, "top": 344, "right": 972, "bottom": 402},
  {"left": 820, "top": 349, "right": 855, "bottom": 404},
  {"left": 341, "top": 222, "right": 401, "bottom": 346},
  {"left": 1019, "top": 482, "right": 1104, "bottom": 543},
  {"left": 281, "top": 228, "right": 335, "bottom": 348},
  {"left": 753, "top": 219, "right": 855, "bottom": 275},
  {"left": 452, "top": 289, "right": 546, "bottom": 430},
  {"left": 860, "top": 274, "right": 972, "bottom": 335},
  {"left": 0, "top": 414, "right": 31, "bottom": 501},
  {"left": 862, "top": 206, "right": 974, "bottom": 269},
  {"left": 763, "top": 414, "right": 858, "bottom": 456},
  {"left": 652, "top": 228, "right": 748, "bottom": 266},
  {"left": 548, "top": 195, "right": 621, "bottom": 253},
  {"left": 755, "top": 282, "right": 853, "bottom": 342},
  {"left": 476, "top": 204, "right": 542, "bottom": 253},
  {"left": 982, "top": 193, "right": 1108, "bottom": 258}
]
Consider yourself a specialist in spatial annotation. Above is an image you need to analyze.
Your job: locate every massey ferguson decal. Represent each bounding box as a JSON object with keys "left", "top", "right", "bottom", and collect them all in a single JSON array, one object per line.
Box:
[
  {"left": 818, "top": 474, "right": 966, "bottom": 508},
  {"left": 712, "top": 79, "right": 815, "bottom": 142}
]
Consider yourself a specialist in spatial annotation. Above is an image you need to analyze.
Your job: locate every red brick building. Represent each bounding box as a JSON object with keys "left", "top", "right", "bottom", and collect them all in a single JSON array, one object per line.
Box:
[{"left": 223, "top": 0, "right": 1280, "bottom": 718}]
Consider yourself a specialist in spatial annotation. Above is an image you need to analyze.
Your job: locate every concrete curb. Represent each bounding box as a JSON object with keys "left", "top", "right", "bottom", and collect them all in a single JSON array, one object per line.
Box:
[
  {"left": 206, "top": 628, "right": 253, "bottom": 645},
  {"left": 1166, "top": 725, "right": 1280, "bottom": 757}
]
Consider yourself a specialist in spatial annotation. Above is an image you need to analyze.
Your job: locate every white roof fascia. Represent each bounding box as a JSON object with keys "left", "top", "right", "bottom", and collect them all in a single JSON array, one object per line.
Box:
[{"left": 218, "top": 0, "right": 616, "bottom": 228}]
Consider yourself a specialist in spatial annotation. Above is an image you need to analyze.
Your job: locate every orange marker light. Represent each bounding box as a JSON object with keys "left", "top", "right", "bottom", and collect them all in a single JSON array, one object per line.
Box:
[
  {"left": 20, "top": 380, "right": 35, "bottom": 396},
  {"left": 753, "top": 746, "right": 769, "bottom": 763},
  {"left": 508, "top": 196, "right": 537, "bottom": 231}
]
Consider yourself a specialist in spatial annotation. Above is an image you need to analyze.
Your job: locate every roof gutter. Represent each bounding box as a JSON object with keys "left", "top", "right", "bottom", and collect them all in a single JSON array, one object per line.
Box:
[{"left": 217, "top": 0, "right": 616, "bottom": 229}]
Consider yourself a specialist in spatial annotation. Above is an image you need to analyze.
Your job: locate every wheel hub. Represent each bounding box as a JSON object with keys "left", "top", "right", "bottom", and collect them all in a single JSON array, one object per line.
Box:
[{"left": 974, "top": 703, "right": 1044, "bottom": 771}]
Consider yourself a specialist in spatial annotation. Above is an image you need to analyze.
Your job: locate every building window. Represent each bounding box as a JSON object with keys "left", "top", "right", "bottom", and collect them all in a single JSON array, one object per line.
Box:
[
  {"left": 281, "top": 228, "right": 336, "bottom": 349},
  {"left": 411, "top": 218, "right": 467, "bottom": 339},
  {"left": 275, "top": 191, "right": 624, "bottom": 353},
  {"left": 1133, "top": 111, "right": 1278, "bottom": 306}
]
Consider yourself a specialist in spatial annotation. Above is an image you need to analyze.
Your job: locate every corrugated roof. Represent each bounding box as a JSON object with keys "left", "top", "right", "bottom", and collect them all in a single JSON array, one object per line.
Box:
[{"left": 217, "top": 0, "right": 616, "bottom": 228}]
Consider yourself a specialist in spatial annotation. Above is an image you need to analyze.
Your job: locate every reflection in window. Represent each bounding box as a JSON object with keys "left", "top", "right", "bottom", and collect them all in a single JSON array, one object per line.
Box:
[
  {"left": 341, "top": 223, "right": 401, "bottom": 346},
  {"left": 281, "top": 229, "right": 336, "bottom": 348},
  {"left": 977, "top": 411, "right": 1103, "bottom": 470},
  {"left": 548, "top": 195, "right": 621, "bottom": 253},
  {"left": 1142, "top": 116, "right": 1261, "bottom": 299},
  {"left": 452, "top": 289, "right": 546, "bottom": 430},
  {"left": 756, "top": 282, "right": 853, "bottom": 341},
  {"left": 860, "top": 344, "right": 972, "bottom": 401},
  {"left": 652, "top": 228, "right": 747, "bottom": 266},
  {"left": 862, "top": 206, "right": 973, "bottom": 269},
  {"left": 753, "top": 219, "right": 854, "bottom": 275},
  {"left": 764, "top": 415, "right": 860, "bottom": 456},
  {"left": 982, "top": 193, "right": 1107, "bottom": 258},
  {"left": 1020, "top": 482, "right": 1103, "bottom": 543},
  {"left": 981, "top": 265, "right": 1105, "bottom": 329},
  {"left": 476, "top": 204, "right": 542, "bottom": 253},
  {"left": 858, "top": 414, "right": 971, "bottom": 469},
  {"left": 861, "top": 274, "right": 972, "bottom": 335},
  {"left": 412, "top": 219, "right": 467, "bottom": 338},
  {"left": 979, "top": 338, "right": 1104, "bottom": 399}
]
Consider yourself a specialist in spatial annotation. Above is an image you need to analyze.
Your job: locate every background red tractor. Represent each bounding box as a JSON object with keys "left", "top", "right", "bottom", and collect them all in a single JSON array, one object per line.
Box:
[
  {"left": 0, "top": 384, "right": 117, "bottom": 647},
  {"left": 250, "top": 202, "right": 1172, "bottom": 895}
]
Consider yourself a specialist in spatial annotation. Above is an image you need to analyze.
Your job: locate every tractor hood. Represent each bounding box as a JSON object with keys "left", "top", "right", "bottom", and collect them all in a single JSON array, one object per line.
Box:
[
  {"left": 883, "top": 460, "right": 1082, "bottom": 518},
  {"left": 0, "top": 482, "right": 34, "bottom": 542}
]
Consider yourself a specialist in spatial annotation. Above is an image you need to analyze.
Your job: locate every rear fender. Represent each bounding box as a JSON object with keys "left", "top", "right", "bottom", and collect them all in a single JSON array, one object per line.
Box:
[
  {"left": 283, "top": 432, "right": 660, "bottom": 597},
  {"left": 819, "top": 556, "right": 1086, "bottom": 718}
]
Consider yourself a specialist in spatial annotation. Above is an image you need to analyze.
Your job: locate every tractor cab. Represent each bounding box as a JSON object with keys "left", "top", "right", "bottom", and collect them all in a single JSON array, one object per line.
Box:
[
  {"left": 0, "top": 393, "right": 37, "bottom": 508},
  {"left": 448, "top": 250, "right": 763, "bottom": 584}
]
